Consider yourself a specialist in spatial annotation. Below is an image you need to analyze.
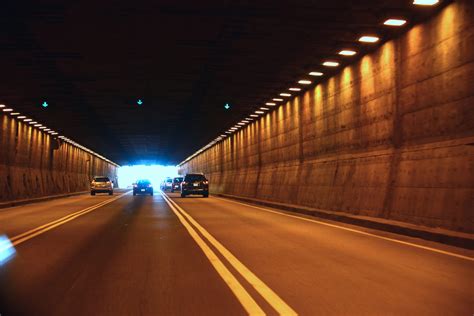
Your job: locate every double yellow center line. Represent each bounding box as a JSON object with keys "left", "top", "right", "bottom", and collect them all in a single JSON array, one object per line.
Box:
[
  {"left": 7, "top": 192, "right": 130, "bottom": 248},
  {"left": 160, "top": 192, "right": 297, "bottom": 316}
]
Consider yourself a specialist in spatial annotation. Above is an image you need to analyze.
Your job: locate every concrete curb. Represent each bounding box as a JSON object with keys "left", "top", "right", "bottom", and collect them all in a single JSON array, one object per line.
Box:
[
  {"left": 0, "top": 191, "right": 90, "bottom": 209},
  {"left": 215, "top": 193, "right": 474, "bottom": 250}
]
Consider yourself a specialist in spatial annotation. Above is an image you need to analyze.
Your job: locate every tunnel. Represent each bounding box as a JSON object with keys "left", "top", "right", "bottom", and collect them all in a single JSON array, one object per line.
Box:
[{"left": 0, "top": 0, "right": 473, "bottom": 315}]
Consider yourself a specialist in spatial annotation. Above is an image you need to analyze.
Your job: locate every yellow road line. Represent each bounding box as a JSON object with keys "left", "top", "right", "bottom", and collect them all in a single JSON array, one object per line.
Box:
[
  {"left": 162, "top": 192, "right": 297, "bottom": 316},
  {"left": 213, "top": 197, "right": 474, "bottom": 262},
  {"left": 159, "top": 192, "right": 265, "bottom": 316},
  {"left": 9, "top": 192, "right": 130, "bottom": 247}
]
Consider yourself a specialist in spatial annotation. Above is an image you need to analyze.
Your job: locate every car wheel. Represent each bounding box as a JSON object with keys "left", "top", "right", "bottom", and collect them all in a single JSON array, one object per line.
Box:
[
  {"left": 203, "top": 193, "right": 209, "bottom": 198},
  {"left": 91, "top": 191, "right": 95, "bottom": 196}
]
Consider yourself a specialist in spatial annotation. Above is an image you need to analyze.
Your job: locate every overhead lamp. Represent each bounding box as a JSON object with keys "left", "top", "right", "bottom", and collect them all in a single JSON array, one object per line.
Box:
[
  {"left": 359, "top": 35, "right": 379, "bottom": 43},
  {"left": 298, "top": 80, "right": 312, "bottom": 85},
  {"left": 34, "top": 124, "right": 42, "bottom": 127},
  {"left": 384, "top": 18, "right": 407, "bottom": 26},
  {"left": 0, "top": 104, "right": 5, "bottom": 108},
  {"left": 39, "top": 126, "right": 47, "bottom": 129},
  {"left": 266, "top": 102, "right": 276, "bottom": 106},
  {"left": 250, "top": 114, "right": 259, "bottom": 117},
  {"left": 23, "top": 118, "right": 32, "bottom": 122},
  {"left": 10, "top": 112, "right": 20, "bottom": 116},
  {"left": 29, "top": 121, "right": 37, "bottom": 124},
  {"left": 413, "top": 0, "right": 439, "bottom": 5},
  {"left": 44, "top": 129, "right": 51, "bottom": 131},
  {"left": 225, "top": 131, "right": 232, "bottom": 134},
  {"left": 237, "top": 122, "right": 246, "bottom": 126},
  {"left": 242, "top": 120, "right": 250, "bottom": 123},
  {"left": 273, "top": 98, "right": 283, "bottom": 101},
  {"left": 220, "top": 134, "right": 226, "bottom": 137},
  {"left": 289, "top": 87, "right": 301, "bottom": 91},
  {"left": 280, "top": 93, "right": 292, "bottom": 97},
  {"left": 2, "top": 108, "right": 13, "bottom": 112},
  {"left": 323, "top": 61, "right": 339, "bottom": 67},
  {"left": 17, "top": 116, "right": 26, "bottom": 119},
  {"left": 338, "top": 50, "right": 357, "bottom": 56},
  {"left": 309, "top": 71, "right": 323, "bottom": 76},
  {"left": 51, "top": 132, "right": 58, "bottom": 135}
]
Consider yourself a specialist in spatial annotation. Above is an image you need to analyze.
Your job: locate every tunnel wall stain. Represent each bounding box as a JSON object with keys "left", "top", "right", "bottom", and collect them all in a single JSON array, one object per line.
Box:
[
  {"left": 179, "top": 1, "right": 474, "bottom": 233},
  {"left": 0, "top": 116, "right": 118, "bottom": 202}
]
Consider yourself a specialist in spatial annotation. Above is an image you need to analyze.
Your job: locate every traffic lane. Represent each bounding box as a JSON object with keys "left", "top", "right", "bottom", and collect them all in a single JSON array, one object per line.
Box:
[
  {"left": 0, "top": 190, "right": 129, "bottom": 238},
  {"left": 168, "top": 193, "right": 474, "bottom": 315},
  {"left": 1, "top": 193, "right": 245, "bottom": 316}
]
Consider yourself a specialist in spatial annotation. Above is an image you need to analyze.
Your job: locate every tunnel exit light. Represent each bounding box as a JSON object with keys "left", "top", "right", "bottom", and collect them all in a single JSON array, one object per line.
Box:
[{"left": 413, "top": 0, "right": 439, "bottom": 5}]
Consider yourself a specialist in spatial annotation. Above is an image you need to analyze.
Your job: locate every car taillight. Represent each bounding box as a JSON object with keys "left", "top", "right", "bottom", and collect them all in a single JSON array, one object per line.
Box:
[
  {"left": 203, "top": 181, "right": 209, "bottom": 185},
  {"left": 182, "top": 182, "right": 187, "bottom": 185}
]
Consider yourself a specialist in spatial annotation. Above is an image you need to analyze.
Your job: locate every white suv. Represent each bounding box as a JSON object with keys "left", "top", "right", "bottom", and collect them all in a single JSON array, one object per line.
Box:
[{"left": 90, "top": 176, "right": 113, "bottom": 195}]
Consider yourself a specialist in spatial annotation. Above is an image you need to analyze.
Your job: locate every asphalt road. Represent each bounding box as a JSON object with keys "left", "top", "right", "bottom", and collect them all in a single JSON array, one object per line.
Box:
[{"left": 0, "top": 190, "right": 472, "bottom": 315}]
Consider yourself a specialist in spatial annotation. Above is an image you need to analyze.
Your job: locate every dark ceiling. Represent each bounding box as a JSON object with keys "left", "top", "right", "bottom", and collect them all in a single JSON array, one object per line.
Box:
[{"left": 1, "top": 0, "right": 445, "bottom": 165}]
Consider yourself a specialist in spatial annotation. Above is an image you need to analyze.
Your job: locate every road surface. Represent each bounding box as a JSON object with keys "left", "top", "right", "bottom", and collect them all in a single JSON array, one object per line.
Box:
[{"left": 0, "top": 190, "right": 472, "bottom": 315}]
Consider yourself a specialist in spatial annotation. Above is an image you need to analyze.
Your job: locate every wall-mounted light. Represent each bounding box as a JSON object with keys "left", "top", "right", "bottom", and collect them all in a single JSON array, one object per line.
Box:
[
  {"left": 384, "top": 18, "right": 407, "bottom": 26},
  {"left": 359, "top": 35, "right": 380, "bottom": 43}
]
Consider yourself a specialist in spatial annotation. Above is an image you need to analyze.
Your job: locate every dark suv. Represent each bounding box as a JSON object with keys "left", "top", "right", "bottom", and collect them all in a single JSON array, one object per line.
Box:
[
  {"left": 181, "top": 174, "right": 209, "bottom": 198},
  {"left": 133, "top": 179, "right": 153, "bottom": 196}
]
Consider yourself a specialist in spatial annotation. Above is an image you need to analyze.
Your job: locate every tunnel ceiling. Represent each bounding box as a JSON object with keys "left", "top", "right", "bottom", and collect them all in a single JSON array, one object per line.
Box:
[{"left": 1, "top": 0, "right": 445, "bottom": 165}]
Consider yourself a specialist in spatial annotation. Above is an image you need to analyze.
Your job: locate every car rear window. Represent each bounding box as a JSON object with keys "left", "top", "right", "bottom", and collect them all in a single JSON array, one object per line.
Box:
[
  {"left": 185, "top": 174, "right": 206, "bottom": 182},
  {"left": 137, "top": 180, "right": 151, "bottom": 185},
  {"left": 174, "top": 177, "right": 183, "bottom": 182},
  {"left": 94, "top": 177, "right": 110, "bottom": 182}
]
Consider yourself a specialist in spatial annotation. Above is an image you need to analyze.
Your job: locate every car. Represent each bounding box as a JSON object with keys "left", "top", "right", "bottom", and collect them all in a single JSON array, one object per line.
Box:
[
  {"left": 160, "top": 177, "right": 173, "bottom": 192},
  {"left": 133, "top": 179, "right": 153, "bottom": 196},
  {"left": 90, "top": 176, "right": 113, "bottom": 195},
  {"left": 181, "top": 173, "right": 209, "bottom": 198},
  {"left": 171, "top": 177, "right": 184, "bottom": 192}
]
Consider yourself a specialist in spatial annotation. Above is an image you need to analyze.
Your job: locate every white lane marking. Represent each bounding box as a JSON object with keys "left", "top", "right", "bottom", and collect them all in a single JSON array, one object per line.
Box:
[
  {"left": 159, "top": 192, "right": 266, "bottom": 315},
  {"left": 213, "top": 196, "right": 474, "bottom": 262},
  {"left": 8, "top": 192, "right": 131, "bottom": 247},
  {"left": 163, "top": 192, "right": 298, "bottom": 315}
]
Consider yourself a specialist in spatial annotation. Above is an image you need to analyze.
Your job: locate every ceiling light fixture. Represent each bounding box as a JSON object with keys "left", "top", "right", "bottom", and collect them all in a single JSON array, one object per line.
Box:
[
  {"left": 338, "top": 50, "right": 357, "bottom": 56},
  {"left": 384, "top": 18, "right": 407, "bottom": 26},
  {"left": 280, "top": 93, "right": 292, "bottom": 97},
  {"left": 17, "top": 116, "right": 26, "bottom": 119},
  {"left": 2, "top": 108, "right": 13, "bottom": 112},
  {"left": 250, "top": 114, "right": 259, "bottom": 117},
  {"left": 255, "top": 110, "right": 264, "bottom": 114},
  {"left": 23, "top": 118, "right": 32, "bottom": 122},
  {"left": 272, "top": 98, "right": 283, "bottom": 102},
  {"left": 29, "top": 121, "right": 37, "bottom": 124},
  {"left": 10, "top": 112, "right": 20, "bottom": 116},
  {"left": 39, "top": 126, "right": 47, "bottom": 129},
  {"left": 266, "top": 102, "right": 276, "bottom": 106},
  {"left": 413, "top": 0, "right": 439, "bottom": 5},
  {"left": 34, "top": 124, "right": 42, "bottom": 127},
  {"left": 309, "top": 71, "right": 323, "bottom": 76},
  {"left": 260, "top": 107, "right": 269, "bottom": 111},
  {"left": 359, "top": 35, "right": 380, "bottom": 43},
  {"left": 0, "top": 104, "right": 5, "bottom": 108},
  {"left": 323, "top": 61, "right": 339, "bottom": 67},
  {"left": 298, "top": 80, "right": 312, "bottom": 85},
  {"left": 289, "top": 87, "right": 301, "bottom": 91}
]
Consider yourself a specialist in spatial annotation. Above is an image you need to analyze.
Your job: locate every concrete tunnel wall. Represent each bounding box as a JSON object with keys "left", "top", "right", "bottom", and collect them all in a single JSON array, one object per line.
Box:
[
  {"left": 0, "top": 114, "right": 118, "bottom": 203},
  {"left": 179, "top": 1, "right": 474, "bottom": 233}
]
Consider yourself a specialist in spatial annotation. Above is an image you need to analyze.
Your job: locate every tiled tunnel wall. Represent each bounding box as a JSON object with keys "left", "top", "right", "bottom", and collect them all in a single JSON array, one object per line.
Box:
[
  {"left": 0, "top": 115, "right": 118, "bottom": 203},
  {"left": 180, "top": 1, "right": 474, "bottom": 233}
]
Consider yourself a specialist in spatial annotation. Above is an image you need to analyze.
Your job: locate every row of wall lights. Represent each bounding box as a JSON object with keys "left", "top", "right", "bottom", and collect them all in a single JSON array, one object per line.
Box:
[
  {"left": 0, "top": 104, "right": 119, "bottom": 167},
  {"left": 179, "top": 0, "right": 440, "bottom": 165}
]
